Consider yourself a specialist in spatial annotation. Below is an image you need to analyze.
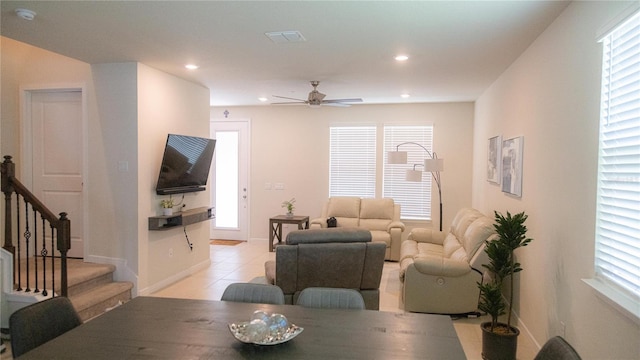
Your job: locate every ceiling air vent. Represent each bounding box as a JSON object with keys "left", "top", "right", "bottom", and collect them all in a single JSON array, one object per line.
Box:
[{"left": 265, "top": 31, "right": 306, "bottom": 44}]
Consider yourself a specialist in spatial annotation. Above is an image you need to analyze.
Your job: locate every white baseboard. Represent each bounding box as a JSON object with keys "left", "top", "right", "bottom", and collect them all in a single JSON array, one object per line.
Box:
[{"left": 137, "top": 258, "right": 212, "bottom": 296}]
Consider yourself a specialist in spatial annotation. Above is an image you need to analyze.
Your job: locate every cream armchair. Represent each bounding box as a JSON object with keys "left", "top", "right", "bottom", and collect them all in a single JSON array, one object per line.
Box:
[
  {"left": 399, "top": 208, "right": 496, "bottom": 314},
  {"left": 310, "top": 197, "right": 405, "bottom": 261}
]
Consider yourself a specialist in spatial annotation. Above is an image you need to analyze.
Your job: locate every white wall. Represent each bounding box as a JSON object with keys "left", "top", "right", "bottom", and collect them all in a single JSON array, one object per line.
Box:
[
  {"left": 211, "top": 103, "right": 474, "bottom": 240},
  {"left": 473, "top": 1, "right": 640, "bottom": 358},
  {"left": 137, "top": 63, "right": 211, "bottom": 293},
  {"left": 1, "top": 38, "right": 212, "bottom": 297}
]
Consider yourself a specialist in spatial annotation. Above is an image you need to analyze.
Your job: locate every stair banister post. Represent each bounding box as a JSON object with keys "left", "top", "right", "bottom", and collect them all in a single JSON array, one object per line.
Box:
[
  {"left": 2, "top": 156, "right": 16, "bottom": 286},
  {"left": 57, "top": 212, "right": 71, "bottom": 297}
]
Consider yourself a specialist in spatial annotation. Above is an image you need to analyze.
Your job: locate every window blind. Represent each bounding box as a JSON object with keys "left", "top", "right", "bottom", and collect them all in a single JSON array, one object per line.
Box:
[
  {"left": 329, "top": 126, "right": 376, "bottom": 198},
  {"left": 383, "top": 125, "right": 434, "bottom": 220},
  {"left": 595, "top": 11, "right": 640, "bottom": 300}
]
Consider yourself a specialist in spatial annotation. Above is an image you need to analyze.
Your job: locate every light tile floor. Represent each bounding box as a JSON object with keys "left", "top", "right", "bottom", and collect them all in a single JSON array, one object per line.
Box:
[{"left": 150, "top": 240, "right": 539, "bottom": 359}]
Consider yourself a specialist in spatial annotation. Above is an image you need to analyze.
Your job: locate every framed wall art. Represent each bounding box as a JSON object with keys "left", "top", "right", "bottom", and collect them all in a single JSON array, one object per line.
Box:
[
  {"left": 487, "top": 135, "right": 502, "bottom": 184},
  {"left": 501, "top": 136, "right": 524, "bottom": 197}
]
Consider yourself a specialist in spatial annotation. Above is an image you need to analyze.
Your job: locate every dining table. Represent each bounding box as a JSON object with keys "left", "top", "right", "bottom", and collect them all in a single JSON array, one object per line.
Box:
[{"left": 18, "top": 296, "right": 466, "bottom": 359}]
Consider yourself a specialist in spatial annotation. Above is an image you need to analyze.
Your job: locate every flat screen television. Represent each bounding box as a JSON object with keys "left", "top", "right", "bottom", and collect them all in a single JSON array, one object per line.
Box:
[{"left": 155, "top": 134, "right": 216, "bottom": 195}]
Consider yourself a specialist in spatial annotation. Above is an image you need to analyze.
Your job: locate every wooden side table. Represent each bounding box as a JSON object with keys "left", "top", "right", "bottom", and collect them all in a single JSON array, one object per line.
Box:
[{"left": 269, "top": 215, "right": 309, "bottom": 252}]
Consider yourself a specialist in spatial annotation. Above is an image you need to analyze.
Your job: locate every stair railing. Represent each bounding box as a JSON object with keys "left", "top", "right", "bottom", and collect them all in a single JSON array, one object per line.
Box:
[{"left": 1, "top": 155, "right": 70, "bottom": 297}]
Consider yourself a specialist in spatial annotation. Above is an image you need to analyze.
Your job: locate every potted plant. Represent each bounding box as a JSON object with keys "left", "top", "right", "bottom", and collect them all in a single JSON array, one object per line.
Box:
[
  {"left": 281, "top": 198, "right": 296, "bottom": 217},
  {"left": 478, "top": 211, "right": 532, "bottom": 360},
  {"left": 160, "top": 198, "right": 175, "bottom": 216}
]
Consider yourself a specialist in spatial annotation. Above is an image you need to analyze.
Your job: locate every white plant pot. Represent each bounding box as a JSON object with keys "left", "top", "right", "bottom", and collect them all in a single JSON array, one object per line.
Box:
[{"left": 162, "top": 208, "right": 173, "bottom": 216}]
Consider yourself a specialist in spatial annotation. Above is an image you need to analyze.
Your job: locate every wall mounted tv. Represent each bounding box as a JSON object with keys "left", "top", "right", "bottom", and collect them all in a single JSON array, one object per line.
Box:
[{"left": 155, "top": 134, "right": 216, "bottom": 195}]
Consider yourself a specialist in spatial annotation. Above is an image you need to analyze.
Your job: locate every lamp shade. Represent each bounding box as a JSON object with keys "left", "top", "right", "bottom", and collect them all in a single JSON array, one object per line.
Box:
[
  {"left": 424, "top": 158, "right": 444, "bottom": 172},
  {"left": 405, "top": 169, "right": 423, "bottom": 182},
  {"left": 387, "top": 151, "right": 408, "bottom": 164}
]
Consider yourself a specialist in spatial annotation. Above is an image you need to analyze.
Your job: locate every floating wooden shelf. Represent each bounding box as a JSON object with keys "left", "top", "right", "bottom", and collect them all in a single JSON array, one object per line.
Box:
[{"left": 148, "top": 206, "right": 214, "bottom": 231}]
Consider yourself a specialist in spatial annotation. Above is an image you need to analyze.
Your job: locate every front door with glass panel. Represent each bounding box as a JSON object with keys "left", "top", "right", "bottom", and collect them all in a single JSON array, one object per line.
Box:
[{"left": 210, "top": 120, "right": 249, "bottom": 241}]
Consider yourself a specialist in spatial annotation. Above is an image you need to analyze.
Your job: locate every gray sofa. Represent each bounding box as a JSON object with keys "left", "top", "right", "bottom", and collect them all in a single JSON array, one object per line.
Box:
[{"left": 264, "top": 228, "right": 386, "bottom": 310}]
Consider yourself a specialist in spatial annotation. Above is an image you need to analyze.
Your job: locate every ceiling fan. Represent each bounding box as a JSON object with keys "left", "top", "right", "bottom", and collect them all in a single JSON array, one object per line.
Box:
[{"left": 272, "top": 81, "right": 363, "bottom": 107}]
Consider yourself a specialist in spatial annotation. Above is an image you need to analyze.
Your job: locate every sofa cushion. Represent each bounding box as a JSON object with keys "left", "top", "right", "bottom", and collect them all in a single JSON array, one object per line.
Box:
[
  {"left": 359, "top": 199, "right": 394, "bottom": 231},
  {"left": 369, "top": 230, "right": 391, "bottom": 246},
  {"left": 449, "top": 247, "right": 469, "bottom": 262},
  {"left": 327, "top": 197, "right": 361, "bottom": 218},
  {"left": 297, "top": 243, "right": 367, "bottom": 289},
  {"left": 462, "top": 217, "right": 495, "bottom": 258},
  {"left": 442, "top": 233, "right": 462, "bottom": 258},
  {"left": 360, "top": 198, "right": 394, "bottom": 220},
  {"left": 334, "top": 217, "right": 360, "bottom": 228},
  {"left": 417, "top": 242, "right": 443, "bottom": 257},
  {"left": 450, "top": 208, "right": 483, "bottom": 240},
  {"left": 360, "top": 218, "right": 392, "bottom": 232}
]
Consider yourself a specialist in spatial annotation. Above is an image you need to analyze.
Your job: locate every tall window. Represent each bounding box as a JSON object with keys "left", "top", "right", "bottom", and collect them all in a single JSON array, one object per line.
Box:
[
  {"left": 329, "top": 126, "right": 376, "bottom": 197},
  {"left": 383, "top": 125, "right": 434, "bottom": 219},
  {"left": 594, "top": 11, "right": 640, "bottom": 304}
]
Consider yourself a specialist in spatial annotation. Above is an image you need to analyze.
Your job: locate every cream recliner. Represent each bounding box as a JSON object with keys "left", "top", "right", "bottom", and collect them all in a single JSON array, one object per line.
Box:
[
  {"left": 399, "top": 208, "right": 496, "bottom": 314},
  {"left": 310, "top": 197, "right": 405, "bottom": 261}
]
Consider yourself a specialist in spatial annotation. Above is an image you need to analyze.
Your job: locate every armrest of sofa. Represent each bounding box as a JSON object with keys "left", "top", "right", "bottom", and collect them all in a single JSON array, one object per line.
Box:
[
  {"left": 407, "top": 227, "right": 446, "bottom": 245},
  {"left": 412, "top": 254, "right": 472, "bottom": 277},
  {"left": 310, "top": 218, "right": 325, "bottom": 228},
  {"left": 387, "top": 220, "right": 405, "bottom": 233}
]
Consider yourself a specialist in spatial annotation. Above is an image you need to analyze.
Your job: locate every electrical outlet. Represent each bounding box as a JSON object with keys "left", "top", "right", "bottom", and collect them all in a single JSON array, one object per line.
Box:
[{"left": 169, "top": 248, "right": 174, "bottom": 258}]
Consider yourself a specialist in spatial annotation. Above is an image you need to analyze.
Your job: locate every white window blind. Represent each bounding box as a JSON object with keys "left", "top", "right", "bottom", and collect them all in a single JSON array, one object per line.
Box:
[
  {"left": 595, "top": 11, "right": 640, "bottom": 300},
  {"left": 329, "top": 126, "right": 376, "bottom": 198},
  {"left": 383, "top": 125, "right": 434, "bottom": 220}
]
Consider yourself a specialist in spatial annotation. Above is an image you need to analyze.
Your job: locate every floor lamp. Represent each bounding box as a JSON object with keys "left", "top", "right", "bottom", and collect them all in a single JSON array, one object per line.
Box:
[{"left": 388, "top": 142, "right": 444, "bottom": 231}]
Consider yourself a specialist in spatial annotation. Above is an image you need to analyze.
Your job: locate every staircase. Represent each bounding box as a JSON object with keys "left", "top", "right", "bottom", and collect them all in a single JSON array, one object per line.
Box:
[
  {"left": 16, "top": 258, "right": 133, "bottom": 321},
  {"left": 57, "top": 259, "right": 132, "bottom": 321},
  {"left": 2, "top": 155, "right": 133, "bottom": 323}
]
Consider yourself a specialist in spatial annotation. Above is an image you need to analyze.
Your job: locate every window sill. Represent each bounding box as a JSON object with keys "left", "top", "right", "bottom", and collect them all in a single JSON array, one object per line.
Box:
[{"left": 582, "top": 278, "right": 640, "bottom": 326}]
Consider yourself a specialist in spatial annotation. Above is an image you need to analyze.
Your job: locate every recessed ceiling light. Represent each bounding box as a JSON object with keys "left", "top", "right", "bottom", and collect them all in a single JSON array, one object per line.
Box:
[
  {"left": 401, "top": 93, "right": 411, "bottom": 98},
  {"left": 395, "top": 55, "right": 409, "bottom": 61},
  {"left": 258, "top": 97, "right": 268, "bottom": 102},
  {"left": 15, "top": 8, "right": 36, "bottom": 21},
  {"left": 185, "top": 64, "right": 199, "bottom": 70}
]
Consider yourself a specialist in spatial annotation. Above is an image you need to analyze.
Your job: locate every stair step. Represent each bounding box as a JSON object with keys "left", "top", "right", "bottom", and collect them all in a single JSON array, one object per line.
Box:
[
  {"left": 17, "top": 258, "right": 116, "bottom": 294},
  {"left": 70, "top": 282, "right": 133, "bottom": 322}
]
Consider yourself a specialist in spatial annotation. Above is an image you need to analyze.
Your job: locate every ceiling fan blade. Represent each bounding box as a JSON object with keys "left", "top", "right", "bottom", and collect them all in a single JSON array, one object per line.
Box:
[
  {"left": 273, "top": 95, "right": 307, "bottom": 102},
  {"left": 271, "top": 101, "right": 308, "bottom": 105},
  {"left": 323, "top": 98, "right": 363, "bottom": 103},
  {"left": 323, "top": 102, "right": 351, "bottom": 107}
]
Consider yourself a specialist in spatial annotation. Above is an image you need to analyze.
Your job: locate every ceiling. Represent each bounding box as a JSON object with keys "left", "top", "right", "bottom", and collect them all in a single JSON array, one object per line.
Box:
[{"left": 1, "top": 1, "right": 570, "bottom": 107}]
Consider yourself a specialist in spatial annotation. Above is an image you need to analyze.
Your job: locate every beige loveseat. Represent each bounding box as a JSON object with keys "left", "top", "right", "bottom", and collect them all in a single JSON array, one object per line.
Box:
[
  {"left": 399, "top": 208, "right": 496, "bottom": 314},
  {"left": 310, "top": 197, "right": 405, "bottom": 261},
  {"left": 264, "top": 228, "right": 386, "bottom": 310}
]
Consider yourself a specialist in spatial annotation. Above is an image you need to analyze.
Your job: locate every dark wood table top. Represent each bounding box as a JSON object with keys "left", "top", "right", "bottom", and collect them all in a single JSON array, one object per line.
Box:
[{"left": 19, "top": 296, "right": 466, "bottom": 359}]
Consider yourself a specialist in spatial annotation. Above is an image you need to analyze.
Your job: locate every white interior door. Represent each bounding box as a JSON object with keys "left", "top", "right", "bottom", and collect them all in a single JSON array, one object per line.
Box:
[
  {"left": 29, "top": 90, "right": 84, "bottom": 258},
  {"left": 210, "top": 120, "right": 250, "bottom": 241}
]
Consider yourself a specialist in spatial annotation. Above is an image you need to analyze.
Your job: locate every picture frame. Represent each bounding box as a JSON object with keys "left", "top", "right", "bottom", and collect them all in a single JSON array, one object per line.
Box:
[
  {"left": 487, "top": 135, "right": 502, "bottom": 184},
  {"left": 501, "top": 136, "right": 524, "bottom": 197}
]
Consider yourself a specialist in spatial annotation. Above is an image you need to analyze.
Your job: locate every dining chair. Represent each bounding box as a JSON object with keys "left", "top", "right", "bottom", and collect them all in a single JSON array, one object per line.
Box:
[
  {"left": 221, "top": 283, "right": 285, "bottom": 305},
  {"left": 534, "top": 336, "right": 581, "bottom": 360},
  {"left": 296, "top": 287, "right": 366, "bottom": 310},
  {"left": 9, "top": 297, "right": 83, "bottom": 358}
]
